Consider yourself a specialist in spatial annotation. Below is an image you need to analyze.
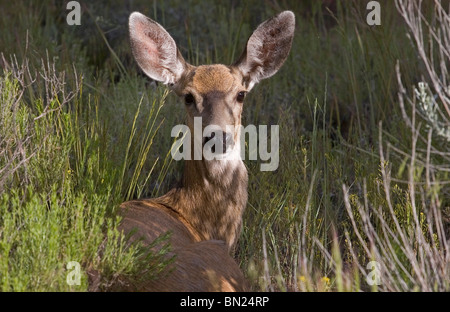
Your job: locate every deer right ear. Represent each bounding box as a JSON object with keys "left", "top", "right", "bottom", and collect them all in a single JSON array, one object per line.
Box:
[
  {"left": 129, "top": 12, "right": 187, "bottom": 85},
  {"left": 233, "top": 11, "right": 295, "bottom": 90}
]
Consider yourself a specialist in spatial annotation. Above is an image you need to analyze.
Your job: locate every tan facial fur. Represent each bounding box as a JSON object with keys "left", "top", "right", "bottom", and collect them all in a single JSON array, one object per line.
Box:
[
  {"left": 174, "top": 64, "right": 246, "bottom": 150},
  {"left": 192, "top": 65, "right": 237, "bottom": 94}
]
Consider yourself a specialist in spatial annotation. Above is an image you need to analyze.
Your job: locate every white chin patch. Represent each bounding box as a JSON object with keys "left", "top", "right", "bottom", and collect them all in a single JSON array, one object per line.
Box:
[
  {"left": 204, "top": 146, "right": 242, "bottom": 177},
  {"left": 204, "top": 145, "right": 244, "bottom": 181}
]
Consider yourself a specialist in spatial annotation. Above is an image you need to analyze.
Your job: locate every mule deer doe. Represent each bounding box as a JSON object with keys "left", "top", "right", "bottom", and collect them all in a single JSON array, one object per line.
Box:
[{"left": 114, "top": 10, "right": 295, "bottom": 291}]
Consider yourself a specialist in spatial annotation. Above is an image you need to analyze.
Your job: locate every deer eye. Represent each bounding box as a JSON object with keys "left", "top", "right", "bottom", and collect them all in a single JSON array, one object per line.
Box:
[
  {"left": 237, "top": 91, "right": 246, "bottom": 103},
  {"left": 184, "top": 93, "right": 195, "bottom": 105}
]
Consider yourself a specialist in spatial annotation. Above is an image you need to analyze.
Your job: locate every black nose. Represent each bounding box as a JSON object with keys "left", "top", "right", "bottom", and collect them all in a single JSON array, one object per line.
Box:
[
  {"left": 204, "top": 131, "right": 216, "bottom": 144},
  {"left": 203, "top": 131, "right": 233, "bottom": 154}
]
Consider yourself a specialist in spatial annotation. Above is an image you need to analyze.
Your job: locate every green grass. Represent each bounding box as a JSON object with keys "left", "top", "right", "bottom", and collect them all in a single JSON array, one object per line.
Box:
[{"left": 0, "top": 0, "right": 448, "bottom": 291}]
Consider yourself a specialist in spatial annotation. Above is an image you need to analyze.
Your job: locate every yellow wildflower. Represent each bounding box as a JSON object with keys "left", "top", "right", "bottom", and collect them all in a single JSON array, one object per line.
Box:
[{"left": 321, "top": 276, "right": 330, "bottom": 284}]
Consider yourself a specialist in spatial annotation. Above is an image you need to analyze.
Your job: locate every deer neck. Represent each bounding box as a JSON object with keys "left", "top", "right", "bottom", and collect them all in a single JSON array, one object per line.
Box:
[{"left": 157, "top": 150, "right": 248, "bottom": 251}]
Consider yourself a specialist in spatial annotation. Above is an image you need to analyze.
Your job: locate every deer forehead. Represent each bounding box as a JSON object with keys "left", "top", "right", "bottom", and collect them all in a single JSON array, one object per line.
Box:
[{"left": 191, "top": 65, "right": 240, "bottom": 95}]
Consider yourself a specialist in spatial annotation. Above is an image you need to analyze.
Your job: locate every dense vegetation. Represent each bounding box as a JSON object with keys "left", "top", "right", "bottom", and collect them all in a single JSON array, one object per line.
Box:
[{"left": 0, "top": 0, "right": 448, "bottom": 291}]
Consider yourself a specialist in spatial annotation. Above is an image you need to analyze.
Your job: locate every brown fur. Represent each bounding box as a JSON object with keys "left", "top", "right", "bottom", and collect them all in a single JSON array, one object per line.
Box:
[
  {"left": 111, "top": 200, "right": 249, "bottom": 291},
  {"left": 192, "top": 65, "right": 236, "bottom": 94},
  {"left": 103, "top": 10, "right": 295, "bottom": 292},
  {"left": 116, "top": 61, "right": 249, "bottom": 291},
  {"left": 111, "top": 238, "right": 248, "bottom": 292},
  {"left": 115, "top": 130, "right": 249, "bottom": 291}
]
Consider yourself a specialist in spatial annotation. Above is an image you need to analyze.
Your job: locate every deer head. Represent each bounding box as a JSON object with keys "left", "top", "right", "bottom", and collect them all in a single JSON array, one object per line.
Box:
[{"left": 129, "top": 11, "right": 295, "bottom": 172}]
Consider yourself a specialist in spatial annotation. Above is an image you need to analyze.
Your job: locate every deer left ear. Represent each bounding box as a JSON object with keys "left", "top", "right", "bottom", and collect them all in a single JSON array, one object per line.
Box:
[{"left": 233, "top": 11, "right": 295, "bottom": 90}]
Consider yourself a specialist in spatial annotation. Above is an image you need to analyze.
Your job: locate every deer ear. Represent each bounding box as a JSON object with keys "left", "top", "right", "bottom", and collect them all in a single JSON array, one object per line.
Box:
[
  {"left": 233, "top": 11, "right": 295, "bottom": 90},
  {"left": 129, "top": 12, "right": 187, "bottom": 85}
]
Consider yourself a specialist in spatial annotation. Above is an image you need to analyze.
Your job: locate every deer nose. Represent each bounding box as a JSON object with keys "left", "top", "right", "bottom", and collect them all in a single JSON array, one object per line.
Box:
[{"left": 203, "top": 131, "right": 234, "bottom": 154}]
